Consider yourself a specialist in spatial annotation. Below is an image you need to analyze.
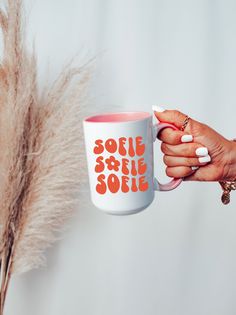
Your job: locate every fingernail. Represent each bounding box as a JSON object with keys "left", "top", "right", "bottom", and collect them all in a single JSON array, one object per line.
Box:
[
  {"left": 152, "top": 105, "right": 165, "bottom": 112},
  {"left": 181, "top": 135, "right": 193, "bottom": 143},
  {"left": 191, "top": 166, "right": 199, "bottom": 171},
  {"left": 196, "top": 147, "right": 208, "bottom": 156},
  {"left": 198, "top": 155, "right": 211, "bottom": 163}
]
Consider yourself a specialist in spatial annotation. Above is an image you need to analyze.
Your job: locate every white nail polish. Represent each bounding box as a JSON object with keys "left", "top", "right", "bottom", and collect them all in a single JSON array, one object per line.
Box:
[
  {"left": 152, "top": 105, "right": 165, "bottom": 112},
  {"left": 198, "top": 155, "right": 211, "bottom": 163},
  {"left": 181, "top": 135, "right": 193, "bottom": 143},
  {"left": 191, "top": 166, "right": 199, "bottom": 171},
  {"left": 196, "top": 147, "right": 208, "bottom": 156}
]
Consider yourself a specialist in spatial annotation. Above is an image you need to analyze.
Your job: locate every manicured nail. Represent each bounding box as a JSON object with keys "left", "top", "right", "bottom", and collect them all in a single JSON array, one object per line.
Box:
[
  {"left": 198, "top": 155, "right": 211, "bottom": 163},
  {"left": 191, "top": 166, "right": 199, "bottom": 171},
  {"left": 181, "top": 135, "right": 193, "bottom": 143},
  {"left": 196, "top": 147, "right": 208, "bottom": 156},
  {"left": 152, "top": 105, "right": 165, "bottom": 112}
]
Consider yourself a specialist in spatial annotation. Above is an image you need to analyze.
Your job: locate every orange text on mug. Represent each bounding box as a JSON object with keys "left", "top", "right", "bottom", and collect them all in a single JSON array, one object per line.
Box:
[
  {"left": 93, "top": 136, "right": 149, "bottom": 194},
  {"left": 83, "top": 111, "right": 182, "bottom": 215}
]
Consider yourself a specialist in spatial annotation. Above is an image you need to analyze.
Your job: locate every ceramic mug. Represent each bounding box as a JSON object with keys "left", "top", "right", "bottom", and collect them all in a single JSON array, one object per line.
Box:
[{"left": 83, "top": 111, "right": 182, "bottom": 215}]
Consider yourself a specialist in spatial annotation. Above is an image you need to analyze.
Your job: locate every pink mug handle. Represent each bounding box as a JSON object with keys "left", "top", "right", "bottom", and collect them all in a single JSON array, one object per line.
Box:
[{"left": 153, "top": 122, "right": 182, "bottom": 191}]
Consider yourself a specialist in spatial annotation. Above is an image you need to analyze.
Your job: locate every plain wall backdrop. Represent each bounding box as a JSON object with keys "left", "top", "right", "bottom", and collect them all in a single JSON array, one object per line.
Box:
[{"left": 5, "top": 1, "right": 236, "bottom": 315}]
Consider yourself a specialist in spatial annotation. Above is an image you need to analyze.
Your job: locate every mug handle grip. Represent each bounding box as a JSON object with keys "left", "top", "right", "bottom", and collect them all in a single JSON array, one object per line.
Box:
[{"left": 153, "top": 122, "right": 182, "bottom": 191}]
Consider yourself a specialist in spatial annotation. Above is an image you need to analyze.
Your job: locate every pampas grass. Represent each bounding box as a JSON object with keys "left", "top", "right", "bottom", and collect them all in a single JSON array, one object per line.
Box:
[{"left": 0, "top": 0, "right": 91, "bottom": 313}]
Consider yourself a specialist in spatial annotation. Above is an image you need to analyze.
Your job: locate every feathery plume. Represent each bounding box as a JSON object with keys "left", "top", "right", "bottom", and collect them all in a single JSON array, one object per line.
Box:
[{"left": 0, "top": 0, "right": 91, "bottom": 313}]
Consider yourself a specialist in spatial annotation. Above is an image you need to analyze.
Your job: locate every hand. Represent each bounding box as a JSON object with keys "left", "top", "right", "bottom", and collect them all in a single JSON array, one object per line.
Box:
[{"left": 153, "top": 106, "right": 236, "bottom": 181}]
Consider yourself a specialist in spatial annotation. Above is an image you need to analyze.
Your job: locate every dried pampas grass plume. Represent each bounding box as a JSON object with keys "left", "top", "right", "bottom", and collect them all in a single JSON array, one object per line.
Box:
[{"left": 0, "top": 0, "right": 91, "bottom": 313}]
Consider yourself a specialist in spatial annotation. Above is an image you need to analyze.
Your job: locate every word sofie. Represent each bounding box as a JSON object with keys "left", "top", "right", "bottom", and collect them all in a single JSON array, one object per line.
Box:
[{"left": 93, "top": 136, "right": 149, "bottom": 194}]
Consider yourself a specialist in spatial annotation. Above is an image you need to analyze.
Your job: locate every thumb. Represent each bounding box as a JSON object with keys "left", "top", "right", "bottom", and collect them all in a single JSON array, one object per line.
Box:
[{"left": 152, "top": 106, "right": 190, "bottom": 131}]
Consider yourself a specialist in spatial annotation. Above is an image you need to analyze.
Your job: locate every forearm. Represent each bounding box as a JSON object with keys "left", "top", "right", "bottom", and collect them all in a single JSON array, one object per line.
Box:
[{"left": 225, "top": 140, "right": 236, "bottom": 181}]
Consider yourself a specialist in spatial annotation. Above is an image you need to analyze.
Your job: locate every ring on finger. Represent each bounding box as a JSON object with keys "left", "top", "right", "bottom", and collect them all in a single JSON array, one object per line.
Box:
[{"left": 180, "top": 115, "right": 190, "bottom": 131}]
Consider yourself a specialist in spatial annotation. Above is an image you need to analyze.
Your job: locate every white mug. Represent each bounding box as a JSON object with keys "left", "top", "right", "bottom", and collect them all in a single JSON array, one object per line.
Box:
[{"left": 83, "top": 111, "right": 182, "bottom": 215}]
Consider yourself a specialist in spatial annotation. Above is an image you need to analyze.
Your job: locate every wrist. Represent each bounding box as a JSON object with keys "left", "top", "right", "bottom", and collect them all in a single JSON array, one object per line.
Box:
[{"left": 223, "top": 140, "right": 236, "bottom": 181}]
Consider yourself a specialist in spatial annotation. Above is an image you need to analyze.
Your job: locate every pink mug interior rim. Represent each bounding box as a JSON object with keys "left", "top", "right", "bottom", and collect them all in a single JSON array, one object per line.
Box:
[{"left": 84, "top": 111, "right": 151, "bottom": 123}]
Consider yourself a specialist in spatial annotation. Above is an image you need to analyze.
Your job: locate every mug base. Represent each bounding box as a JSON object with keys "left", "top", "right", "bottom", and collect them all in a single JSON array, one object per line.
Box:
[{"left": 95, "top": 203, "right": 153, "bottom": 216}]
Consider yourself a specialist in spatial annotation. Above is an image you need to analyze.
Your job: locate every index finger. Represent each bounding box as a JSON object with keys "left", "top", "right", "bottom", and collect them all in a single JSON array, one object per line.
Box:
[{"left": 158, "top": 128, "right": 193, "bottom": 145}]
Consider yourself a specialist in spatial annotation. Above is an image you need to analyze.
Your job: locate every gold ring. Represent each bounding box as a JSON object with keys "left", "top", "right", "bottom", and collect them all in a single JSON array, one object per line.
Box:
[{"left": 180, "top": 115, "right": 190, "bottom": 131}]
